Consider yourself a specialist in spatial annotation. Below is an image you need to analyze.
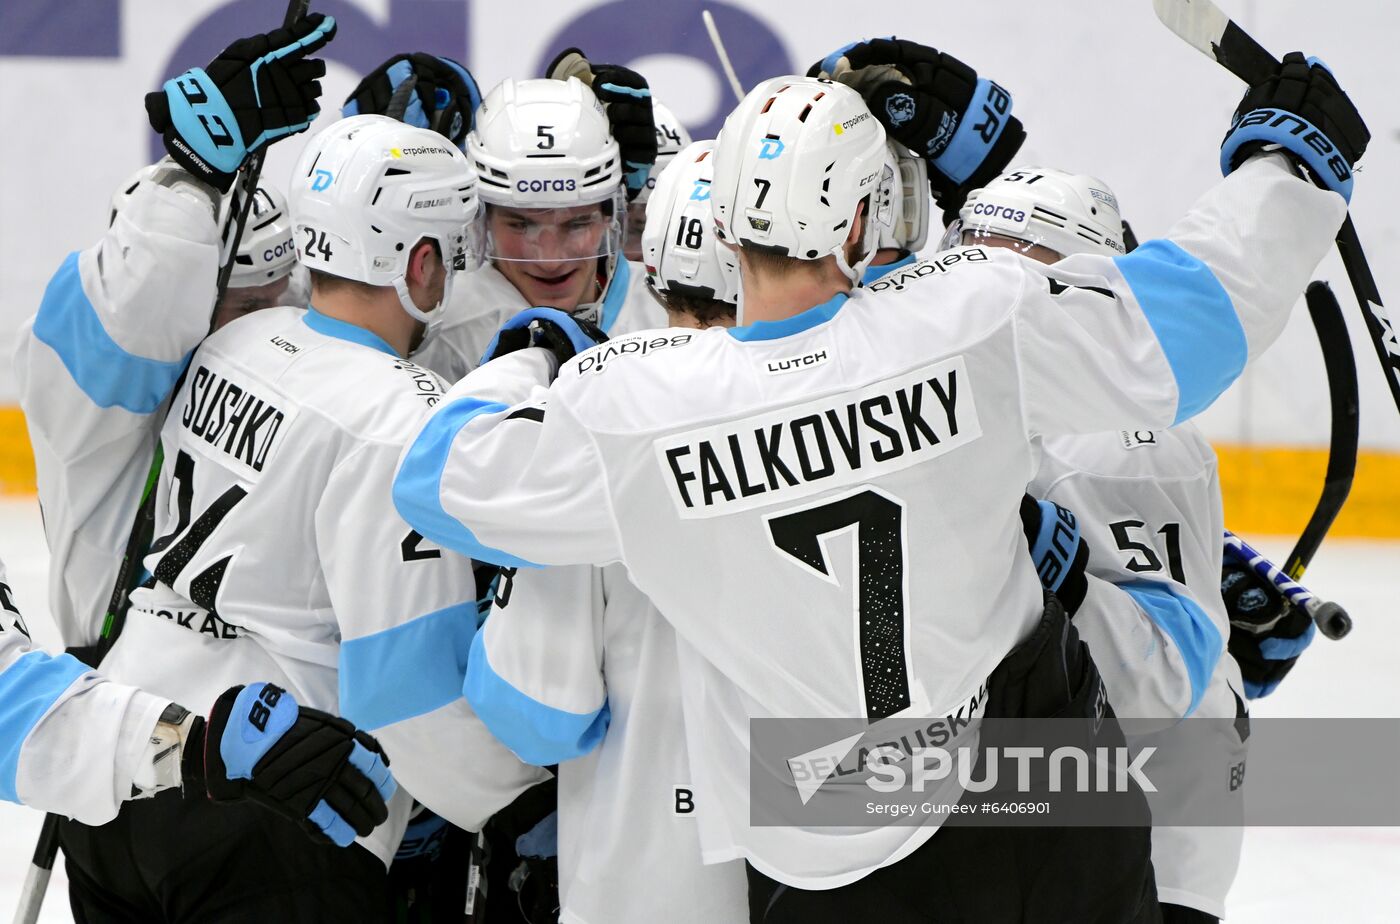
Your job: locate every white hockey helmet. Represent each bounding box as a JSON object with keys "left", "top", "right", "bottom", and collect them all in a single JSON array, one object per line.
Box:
[
  {"left": 289, "top": 114, "right": 482, "bottom": 333},
  {"left": 878, "top": 140, "right": 930, "bottom": 253},
  {"left": 638, "top": 99, "right": 693, "bottom": 207},
  {"left": 226, "top": 185, "right": 298, "bottom": 288},
  {"left": 468, "top": 77, "right": 623, "bottom": 209},
  {"left": 642, "top": 140, "right": 739, "bottom": 306},
  {"left": 711, "top": 77, "right": 891, "bottom": 285},
  {"left": 108, "top": 164, "right": 158, "bottom": 227},
  {"left": 956, "top": 166, "right": 1125, "bottom": 258}
]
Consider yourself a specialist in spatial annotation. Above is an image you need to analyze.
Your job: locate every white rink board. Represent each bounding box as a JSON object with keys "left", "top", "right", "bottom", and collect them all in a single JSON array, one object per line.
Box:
[{"left": 0, "top": 0, "right": 1398, "bottom": 451}]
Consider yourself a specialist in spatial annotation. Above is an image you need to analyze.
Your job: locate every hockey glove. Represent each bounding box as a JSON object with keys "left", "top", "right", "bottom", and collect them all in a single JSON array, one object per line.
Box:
[
  {"left": 546, "top": 48, "right": 658, "bottom": 201},
  {"left": 809, "top": 38, "right": 1025, "bottom": 217},
  {"left": 1019, "top": 494, "right": 1089, "bottom": 617},
  {"left": 1221, "top": 561, "right": 1315, "bottom": 698},
  {"left": 343, "top": 53, "right": 481, "bottom": 151},
  {"left": 183, "top": 683, "right": 396, "bottom": 846},
  {"left": 1220, "top": 52, "right": 1369, "bottom": 202},
  {"left": 146, "top": 14, "right": 336, "bottom": 192},
  {"left": 481, "top": 307, "right": 608, "bottom": 368}
]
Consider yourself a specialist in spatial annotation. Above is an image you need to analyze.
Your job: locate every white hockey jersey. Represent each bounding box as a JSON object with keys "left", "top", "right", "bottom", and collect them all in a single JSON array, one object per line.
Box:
[
  {"left": 413, "top": 258, "right": 664, "bottom": 383},
  {"left": 105, "top": 306, "right": 546, "bottom": 865},
  {"left": 0, "top": 556, "right": 170, "bottom": 824},
  {"left": 474, "top": 562, "right": 747, "bottom": 924},
  {"left": 394, "top": 156, "right": 1344, "bottom": 885},
  {"left": 13, "top": 176, "right": 221, "bottom": 649},
  {"left": 1031, "top": 426, "right": 1246, "bottom": 917}
]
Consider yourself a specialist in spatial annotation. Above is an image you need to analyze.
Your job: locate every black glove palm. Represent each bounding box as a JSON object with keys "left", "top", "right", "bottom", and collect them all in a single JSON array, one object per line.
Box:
[
  {"left": 343, "top": 52, "right": 481, "bottom": 150},
  {"left": 809, "top": 38, "right": 1025, "bottom": 217},
  {"left": 146, "top": 14, "right": 336, "bottom": 191}
]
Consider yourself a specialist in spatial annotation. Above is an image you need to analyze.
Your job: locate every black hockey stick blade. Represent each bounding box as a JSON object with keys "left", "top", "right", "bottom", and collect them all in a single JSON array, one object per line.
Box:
[
  {"left": 1284, "top": 281, "right": 1359, "bottom": 582},
  {"left": 1151, "top": 0, "right": 1277, "bottom": 84}
]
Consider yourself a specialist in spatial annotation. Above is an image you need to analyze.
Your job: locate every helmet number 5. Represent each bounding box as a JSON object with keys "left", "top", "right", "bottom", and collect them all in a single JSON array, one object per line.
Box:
[{"left": 537, "top": 125, "right": 555, "bottom": 150}]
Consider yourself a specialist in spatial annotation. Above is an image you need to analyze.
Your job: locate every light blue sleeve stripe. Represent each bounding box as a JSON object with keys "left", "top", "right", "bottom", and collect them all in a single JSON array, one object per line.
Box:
[
  {"left": 597, "top": 82, "right": 650, "bottom": 99},
  {"left": 932, "top": 78, "right": 1011, "bottom": 185},
  {"left": 463, "top": 628, "right": 609, "bottom": 766},
  {"left": 0, "top": 651, "right": 90, "bottom": 803},
  {"left": 1120, "top": 580, "right": 1223, "bottom": 717},
  {"left": 32, "top": 252, "right": 191, "bottom": 415},
  {"left": 339, "top": 601, "right": 479, "bottom": 731},
  {"left": 1113, "top": 240, "right": 1247, "bottom": 425},
  {"left": 600, "top": 258, "right": 631, "bottom": 333},
  {"left": 392, "top": 396, "right": 542, "bottom": 569}
]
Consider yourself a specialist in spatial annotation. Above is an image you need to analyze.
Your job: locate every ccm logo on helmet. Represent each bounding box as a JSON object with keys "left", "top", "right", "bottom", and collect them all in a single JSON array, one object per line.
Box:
[
  {"left": 517, "top": 178, "right": 578, "bottom": 193},
  {"left": 971, "top": 202, "right": 1027, "bottom": 224}
]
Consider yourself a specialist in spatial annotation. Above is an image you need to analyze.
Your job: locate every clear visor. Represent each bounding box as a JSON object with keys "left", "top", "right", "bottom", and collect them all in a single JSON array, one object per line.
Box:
[
  {"left": 940, "top": 218, "right": 1047, "bottom": 257},
  {"left": 483, "top": 196, "right": 625, "bottom": 267}
]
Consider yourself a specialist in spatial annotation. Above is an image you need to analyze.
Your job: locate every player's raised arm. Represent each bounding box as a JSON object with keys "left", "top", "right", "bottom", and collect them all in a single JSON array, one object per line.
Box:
[{"left": 1008, "top": 54, "right": 1364, "bottom": 435}]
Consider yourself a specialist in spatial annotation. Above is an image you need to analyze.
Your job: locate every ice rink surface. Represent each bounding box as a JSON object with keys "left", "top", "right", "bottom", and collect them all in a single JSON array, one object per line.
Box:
[{"left": 0, "top": 496, "right": 1395, "bottom": 921}]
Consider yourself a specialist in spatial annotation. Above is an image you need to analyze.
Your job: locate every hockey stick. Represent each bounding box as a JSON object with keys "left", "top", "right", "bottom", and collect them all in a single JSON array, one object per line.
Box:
[
  {"left": 1284, "top": 281, "right": 1359, "bottom": 581},
  {"left": 1151, "top": 0, "right": 1400, "bottom": 422},
  {"left": 702, "top": 9, "right": 745, "bottom": 103},
  {"left": 13, "top": 5, "right": 312, "bottom": 921},
  {"left": 1224, "top": 531, "right": 1352, "bottom": 640}
]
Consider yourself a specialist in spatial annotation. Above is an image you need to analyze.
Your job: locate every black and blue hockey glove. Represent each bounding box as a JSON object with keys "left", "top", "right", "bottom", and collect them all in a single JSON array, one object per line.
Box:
[
  {"left": 809, "top": 38, "right": 1024, "bottom": 217},
  {"left": 185, "top": 683, "right": 396, "bottom": 847},
  {"left": 1019, "top": 494, "right": 1089, "bottom": 617},
  {"left": 1221, "top": 562, "right": 1316, "bottom": 698},
  {"left": 481, "top": 307, "right": 608, "bottom": 368},
  {"left": 145, "top": 14, "right": 337, "bottom": 192},
  {"left": 546, "top": 48, "right": 658, "bottom": 201},
  {"left": 1220, "top": 52, "right": 1369, "bottom": 201},
  {"left": 343, "top": 52, "right": 481, "bottom": 151}
]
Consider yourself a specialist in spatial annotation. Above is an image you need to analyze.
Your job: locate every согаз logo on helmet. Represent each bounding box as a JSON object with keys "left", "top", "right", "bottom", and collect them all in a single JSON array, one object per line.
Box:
[{"left": 516, "top": 178, "right": 579, "bottom": 193}]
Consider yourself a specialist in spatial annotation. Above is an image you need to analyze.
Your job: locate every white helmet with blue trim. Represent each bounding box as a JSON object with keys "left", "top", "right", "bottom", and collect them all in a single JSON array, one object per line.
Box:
[
  {"left": 711, "top": 76, "right": 892, "bottom": 285},
  {"left": 642, "top": 139, "right": 738, "bottom": 306},
  {"left": 289, "top": 114, "right": 483, "bottom": 334}
]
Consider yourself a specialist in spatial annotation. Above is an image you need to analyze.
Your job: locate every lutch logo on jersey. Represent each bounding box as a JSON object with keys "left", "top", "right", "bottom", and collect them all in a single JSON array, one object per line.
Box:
[
  {"left": 656, "top": 357, "right": 982, "bottom": 517},
  {"left": 180, "top": 365, "right": 290, "bottom": 474}
]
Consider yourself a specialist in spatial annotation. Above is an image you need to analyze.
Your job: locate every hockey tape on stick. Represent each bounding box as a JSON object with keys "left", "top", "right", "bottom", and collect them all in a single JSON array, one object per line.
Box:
[
  {"left": 1152, "top": 0, "right": 1400, "bottom": 423},
  {"left": 1224, "top": 531, "right": 1352, "bottom": 640}
]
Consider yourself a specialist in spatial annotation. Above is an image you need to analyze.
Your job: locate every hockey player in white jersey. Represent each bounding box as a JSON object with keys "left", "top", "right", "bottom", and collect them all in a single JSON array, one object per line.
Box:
[
  {"left": 394, "top": 43, "right": 1367, "bottom": 921},
  {"left": 409, "top": 54, "right": 666, "bottom": 382},
  {"left": 469, "top": 139, "right": 747, "bottom": 924},
  {"left": 18, "top": 163, "right": 305, "bottom": 667},
  {"left": 950, "top": 165, "right": 1245, "bottom": 922},
  {"left": 54, "top": 112, "right": 546, "bottom": 921}
]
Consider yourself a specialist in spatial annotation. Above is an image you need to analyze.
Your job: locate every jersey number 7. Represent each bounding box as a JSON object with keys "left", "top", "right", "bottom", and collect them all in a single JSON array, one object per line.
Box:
[{"left": 766, "top": 487, "right": 911, "bottom": 720}]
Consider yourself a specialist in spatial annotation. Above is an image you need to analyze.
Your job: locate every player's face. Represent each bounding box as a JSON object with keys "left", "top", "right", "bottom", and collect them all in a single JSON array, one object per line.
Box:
[
  {"left": 211, "top": 275, "right": 292, "bottom": 332},
  {"left": 488, "top": 205, "right": 607, "bottom": 312}
]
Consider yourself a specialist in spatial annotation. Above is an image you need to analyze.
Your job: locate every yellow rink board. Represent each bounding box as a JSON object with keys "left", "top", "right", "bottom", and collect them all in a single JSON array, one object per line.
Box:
[{"left": 1, "top": 406, "right": 1397, "bottom": 538}]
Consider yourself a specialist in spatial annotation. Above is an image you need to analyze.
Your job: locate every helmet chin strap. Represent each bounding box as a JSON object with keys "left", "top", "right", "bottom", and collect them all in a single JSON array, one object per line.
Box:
[
  {"left": 834, "top": 193, "right": 881, "bottom": 287},
  {"left": 392, "top": 270, "right": 452, "bottom": 351}
]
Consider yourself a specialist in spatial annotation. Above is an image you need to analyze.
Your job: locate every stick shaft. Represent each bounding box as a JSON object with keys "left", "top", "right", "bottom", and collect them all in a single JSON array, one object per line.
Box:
[{"left": 701, "top": 10, "right": 744, "bottom": 102}]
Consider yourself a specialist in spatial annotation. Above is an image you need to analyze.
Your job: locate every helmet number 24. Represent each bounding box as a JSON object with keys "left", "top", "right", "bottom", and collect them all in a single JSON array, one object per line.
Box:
[{"left": 301, "top": 228, "right": 334, "bottom": 261}]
